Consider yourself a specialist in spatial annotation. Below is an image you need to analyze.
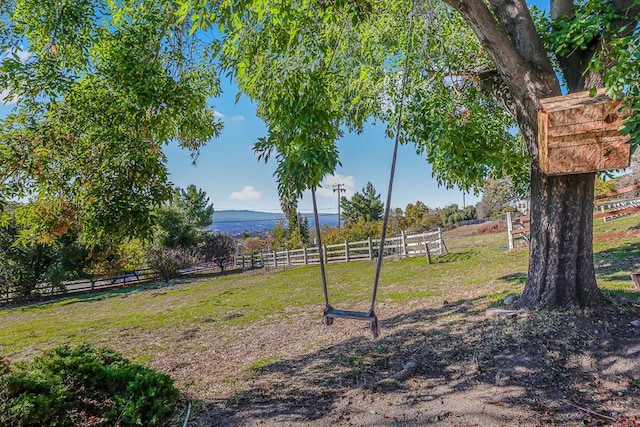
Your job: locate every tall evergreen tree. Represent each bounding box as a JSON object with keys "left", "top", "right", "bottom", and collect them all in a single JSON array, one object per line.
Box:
[{"left": 340, "top": 182, "right": 384, "bottom": 225}]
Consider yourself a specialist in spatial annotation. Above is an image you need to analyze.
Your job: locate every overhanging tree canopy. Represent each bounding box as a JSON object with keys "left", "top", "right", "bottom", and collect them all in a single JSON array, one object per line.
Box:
[
  {"left": 0, "top": 0, "right": 222, "bottom": 244},
  {"left": 180, "top": 0, "right": 639, "bottom": 309}
]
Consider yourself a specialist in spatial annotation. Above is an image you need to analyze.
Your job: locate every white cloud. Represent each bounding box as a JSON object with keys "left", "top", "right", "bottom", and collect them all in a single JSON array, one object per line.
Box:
[
  {"left": 316, "top": 173, "right": 356, "bottom": 199},
  {"left": 0, "top": 88, "right": 18, "bottom": 105},
  {"left": 213, "top": 110, "right": 244, "bottom": 122},
  {"left": 12, "top": 49, "right": 31, "bottom": 63},
  {"left": 1, "top": 49, "right": 31, "bottom": 105},
  {"left": 230, "top": 185, "right": 262, "bottom": 200}
]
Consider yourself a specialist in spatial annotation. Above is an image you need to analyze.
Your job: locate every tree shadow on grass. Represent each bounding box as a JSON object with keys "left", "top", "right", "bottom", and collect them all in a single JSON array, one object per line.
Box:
[
  {"left": 433, "top": 250, "right": 476, "bottom": 264},
  {"left": 193, "top": 302, "right": 640, "bottom": 426},
  {"left": 594, "top": 241, "right": 640, "bottom": 277},
  {"left": 498, "top": 272, "right": 528, "bottom": 285}
]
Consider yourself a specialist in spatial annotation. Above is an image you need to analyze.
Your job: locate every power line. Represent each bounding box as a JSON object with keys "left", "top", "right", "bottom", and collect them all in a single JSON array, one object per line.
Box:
[{"left": 333, "top": 183, "right": 346, "bottom": 230}]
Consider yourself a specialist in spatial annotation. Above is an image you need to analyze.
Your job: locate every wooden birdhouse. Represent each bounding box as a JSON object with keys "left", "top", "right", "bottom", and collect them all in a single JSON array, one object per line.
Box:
[{"left": 538, "top": 88, "right": 631, "bottom": 175}]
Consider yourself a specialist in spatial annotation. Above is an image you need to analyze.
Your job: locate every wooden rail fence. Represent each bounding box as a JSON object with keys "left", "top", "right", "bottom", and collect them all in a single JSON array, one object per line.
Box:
[
  {"left": 1, "top": 263, "right": 218, "bottom": 305},
  {"left": 235, "top": 229, "right": 446, "bottom": 269},
  {"left": 2, "top": 230, "right": 445, "bottom": 305},
  {"left": 507, "top": 183, "right": 640, "bottom": 249}
]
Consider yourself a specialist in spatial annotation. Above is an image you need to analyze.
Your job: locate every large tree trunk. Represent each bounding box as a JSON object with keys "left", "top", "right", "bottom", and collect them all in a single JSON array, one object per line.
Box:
[
  {"left": 439, "top": 0, "right": 619, "bottom": 310},
  {"left": 519, "top": 165, "right": 605, "bottom": 308}
]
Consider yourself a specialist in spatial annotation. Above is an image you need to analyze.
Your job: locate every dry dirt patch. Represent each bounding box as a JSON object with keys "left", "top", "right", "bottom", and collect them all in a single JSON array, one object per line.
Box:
[{"left": 156, "top": 297, "right": 640, "bottom": 426}]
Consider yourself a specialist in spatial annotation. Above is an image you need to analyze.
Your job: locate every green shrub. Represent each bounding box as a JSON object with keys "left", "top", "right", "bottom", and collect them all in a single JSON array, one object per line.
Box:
[
  {"left": 146, "top": 247, "right": 197, "bottom": 282},
  {"left": 0, "top": 345, "right": 179, "bottom": 426}
]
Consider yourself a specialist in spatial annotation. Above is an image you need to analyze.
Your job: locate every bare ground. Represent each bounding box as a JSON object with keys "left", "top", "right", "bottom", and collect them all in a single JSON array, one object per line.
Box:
[{"left": 152, "top": 288, "right": 640, "bottom": 427}]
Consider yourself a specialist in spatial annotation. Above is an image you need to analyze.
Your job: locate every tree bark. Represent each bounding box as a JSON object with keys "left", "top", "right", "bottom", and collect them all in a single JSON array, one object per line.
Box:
[
  {"left": 443, "top": 0, "right": 609, "bottom": 309},
  {"left": 519, "top": 165, "right": 605, "bottom": 308}
]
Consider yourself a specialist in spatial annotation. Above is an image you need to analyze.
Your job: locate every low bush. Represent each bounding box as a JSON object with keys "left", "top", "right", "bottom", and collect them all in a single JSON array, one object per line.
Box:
[
  {"left": 0, "top": 345, "right": 179, "bottom": 426},
  {"left": 476, "top": 220, "right": 507, "bottom": 234},
  {"left": 146, "top": 247, "right": 197, "bottom": 282}
]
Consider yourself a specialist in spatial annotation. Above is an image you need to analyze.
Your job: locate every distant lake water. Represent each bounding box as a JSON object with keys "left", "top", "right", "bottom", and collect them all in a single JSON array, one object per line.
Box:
[{"left": 211, "top": 212, "right": 339, "bottom": 236}]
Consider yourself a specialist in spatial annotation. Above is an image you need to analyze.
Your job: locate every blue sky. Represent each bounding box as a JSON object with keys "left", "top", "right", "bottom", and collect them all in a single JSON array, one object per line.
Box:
[
  {"left": 0, "top": 64, "right": 476, "bottom": 216},
  {"left": 165, "top": 79, "right": 477, "bottom": 215}
]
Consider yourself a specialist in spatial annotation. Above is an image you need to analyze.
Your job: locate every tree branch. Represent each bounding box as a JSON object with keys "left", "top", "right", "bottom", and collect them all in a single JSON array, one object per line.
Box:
[
  {"left": 552, "top": 0, "right": 638, "bottom": 92},
  {"left": 487, "top": 0, "right": 556, "bottom": 76},
  {"left": 550, "top": 0, "right": 574, "bottom": 19},
  {"left": 442, "top": 0, "right": 558, "bottom": 98},
  {"left": 441, "top": 0, "right": 560, "bottom": 157},
  {"left": 474, "top": 67, "right": 517, "bottom": 118}
]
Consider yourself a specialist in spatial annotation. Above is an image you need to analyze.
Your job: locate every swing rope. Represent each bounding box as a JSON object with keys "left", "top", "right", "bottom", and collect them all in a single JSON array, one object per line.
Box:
[
  {"left": 311, "top": 187, "right": 330, "bottom": 307},
  {"left": 316, "top": 1, "right": 417, "bottom": 338},
  {"left": 369, "top": 1, "right": 417, "bottom": 314}
]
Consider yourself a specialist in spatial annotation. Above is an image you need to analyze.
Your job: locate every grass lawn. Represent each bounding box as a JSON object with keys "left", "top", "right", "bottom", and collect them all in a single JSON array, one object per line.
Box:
[{"left": 1, "top": 215, "right": 638, "bottom": 358}]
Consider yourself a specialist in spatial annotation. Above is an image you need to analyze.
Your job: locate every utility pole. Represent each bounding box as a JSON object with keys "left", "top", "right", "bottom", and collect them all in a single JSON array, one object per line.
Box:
[{"left": 333, "top": 183, "right": 346, "bottom": 230}]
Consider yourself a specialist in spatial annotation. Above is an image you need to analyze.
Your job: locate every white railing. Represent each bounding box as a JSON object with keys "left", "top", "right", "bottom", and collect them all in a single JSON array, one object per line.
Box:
[{"left": 234, "top": 229, "right": 446, "bottom": 269}]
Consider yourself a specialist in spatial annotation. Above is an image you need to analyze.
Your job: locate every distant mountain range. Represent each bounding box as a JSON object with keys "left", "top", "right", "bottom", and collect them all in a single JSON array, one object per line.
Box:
[{"left": 211, "top": 210, "right": 339, "bottom": 236}]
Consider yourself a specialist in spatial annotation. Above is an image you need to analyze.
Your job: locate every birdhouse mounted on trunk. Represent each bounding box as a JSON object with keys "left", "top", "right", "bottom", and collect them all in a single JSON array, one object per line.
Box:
[{"left": 538, "top": 88, "right": 631, "bottom": 176}]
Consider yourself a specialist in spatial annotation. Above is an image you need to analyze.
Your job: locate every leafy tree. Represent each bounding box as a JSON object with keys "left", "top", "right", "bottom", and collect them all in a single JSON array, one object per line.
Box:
[
  {"left": 594, "top": 177, "right": 620, "bottom": 199},
  {"left": 85, "top": 239, "right": 147, "bottom": 278},
  {"left": 440, "top": 204, "right": 476, "bottom": 226},
  {"left": 198, "top": 232, "right": 235, "bottom": 272},
  {"left": 0, "top": 203, "right": 92, "bottom": 298},
  {"left": 242, "top": 237, "right": 265, "bottom": 255},
  {"left": 404, "top": 201, "right": 441, "bottom": 231},
  {"left": 269, "top": 214, "right": 309, "bottom": 250},
  {"left": 175, "top": 185, "right": 215, "bottom": 229},
  {"left": 180, "top": 0, "right": 640, "bottom": 309},
  {"left": 340, "top": 182, "right": 384, "bottom": 225},
  {"left": 153, "top": 206, "right": 199, "bottom": 249},
  {"left": 0, "top": 1, "right": 222, "bottom": 244},
  {"left": 321, "top": 219, "right": 382, "bottom": 245},
  {"left": 476, "top": 179, "right": 518, "bottom": 219}
]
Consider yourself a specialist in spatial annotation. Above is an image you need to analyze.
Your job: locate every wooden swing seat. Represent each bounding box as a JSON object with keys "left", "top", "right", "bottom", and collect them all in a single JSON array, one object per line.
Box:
[
  {"left": 322, "top": 305, "right": 379, "bottom": 338},
  {"left": 324, "top": 308, "right": 377, "bottom": 322}
]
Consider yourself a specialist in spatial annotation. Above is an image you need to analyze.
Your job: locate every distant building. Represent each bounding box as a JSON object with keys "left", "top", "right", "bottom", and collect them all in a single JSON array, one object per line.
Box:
[{"left": 509, "top": 198, "right": 530, "bottom": 215}]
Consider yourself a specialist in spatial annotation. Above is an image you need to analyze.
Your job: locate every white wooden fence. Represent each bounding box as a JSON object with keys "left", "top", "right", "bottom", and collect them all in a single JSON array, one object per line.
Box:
[
  {"left": 234, "top": 229, "right": 446, "bottom": 269},
  {"left": 507, "top": 184, "right": 640, "bottom": 249}
]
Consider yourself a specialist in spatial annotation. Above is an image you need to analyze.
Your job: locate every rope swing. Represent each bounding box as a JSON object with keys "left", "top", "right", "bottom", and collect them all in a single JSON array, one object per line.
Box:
[{"left": 315, "top": 1, "right": 417, "bottom": 339}]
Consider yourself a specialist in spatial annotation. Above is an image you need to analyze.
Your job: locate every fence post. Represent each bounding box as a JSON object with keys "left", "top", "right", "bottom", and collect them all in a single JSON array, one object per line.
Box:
[
  {"left": 401, "top": 231, "right": 408, "bottom": 257},
  {"left": 274, "top": 250, "right": 278, "bottom": 267},
  {"left": 286, "top": 249, "right": 291, "bottom": 266},
  {"left": 368, "top": 237, "right": 373, "bottom": 260},
  {"left": 323, "top": 244, "right": 328, "bottom": 264},
  {"left": 345, "top": 241, "right": 350, "bottom": 262},
  {"left": 303, "top": 246, "right": 308, "bottom": 265},
  {"left": 425, "top": 242, "right": 432, "bottom": 264},
  {"left": 506, "top": 212, "right": 514, "bottom": 250},
  {"left": 600, "top": 205, "right": 607, "bottom": 223}
]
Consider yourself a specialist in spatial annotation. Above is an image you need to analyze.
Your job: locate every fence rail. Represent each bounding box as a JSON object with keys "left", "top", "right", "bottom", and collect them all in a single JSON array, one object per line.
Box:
[
  {"left": 1, "top": 263, "right": 219, "bottom": 305},
  {"left": 234, "top": 229, "right": 446, "bottom": 269},
  {"left": 507, "top": 185, "right": 640, "bottom": 249},
  {"left": 2, "top": 230, "right": 446, "bottom": 305}
]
